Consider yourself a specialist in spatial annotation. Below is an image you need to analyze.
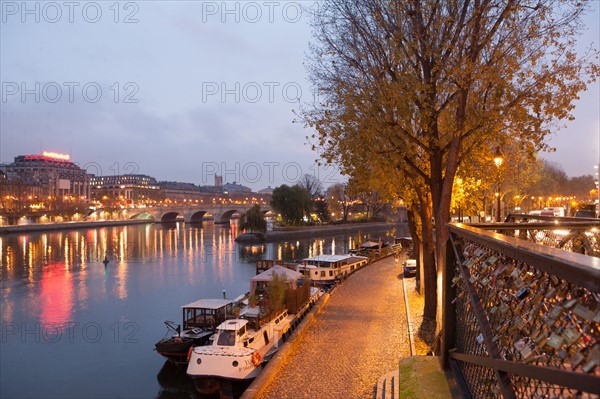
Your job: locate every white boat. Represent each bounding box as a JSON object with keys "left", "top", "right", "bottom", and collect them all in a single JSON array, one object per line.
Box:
[
  {"left": 186, "top": 265, "right": 321, "bottom": 381},
  {"left": 186, "top": 308, "right": 293, "bottom": 380},
  {"left": 296, "top": 254, "right": 369, "bottom": 285}
]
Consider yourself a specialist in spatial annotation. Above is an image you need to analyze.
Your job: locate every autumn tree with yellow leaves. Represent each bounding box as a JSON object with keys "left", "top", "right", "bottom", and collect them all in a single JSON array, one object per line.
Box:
[{"left": 303, "top": 0, "right": 599, "bottom": 323}]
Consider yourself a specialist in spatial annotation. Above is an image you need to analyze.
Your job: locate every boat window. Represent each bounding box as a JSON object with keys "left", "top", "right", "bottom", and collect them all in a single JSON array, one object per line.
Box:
[
  {"left": 217, "top": 330, "right": 236, "bottom": 346},
  {"left": 321, "top": 271, "right": 325, "bottom": 277},
  {"left": 329, "top": 271, "right": 333, "bottom": 276},
  {"left": 237, "top": 325, "right": 246, "bottom": 336}
]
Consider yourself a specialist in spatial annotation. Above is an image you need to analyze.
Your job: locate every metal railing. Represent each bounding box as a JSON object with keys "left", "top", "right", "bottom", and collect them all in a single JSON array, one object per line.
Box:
[
  {"left": 467, "top": 214, "right": 600, "bottom": 258},
  {"left": 441, "top": 222, "right": 600, "bottom": 399}
]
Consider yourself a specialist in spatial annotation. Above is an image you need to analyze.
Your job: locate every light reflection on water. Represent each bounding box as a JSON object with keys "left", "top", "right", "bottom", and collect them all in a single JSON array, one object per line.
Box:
[{"left": 0, "top": 221, "right": 403, "bottom": 399}]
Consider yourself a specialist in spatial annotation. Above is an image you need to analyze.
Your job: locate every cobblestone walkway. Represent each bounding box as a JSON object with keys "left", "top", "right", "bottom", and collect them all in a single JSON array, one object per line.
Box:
[{"left": 259, "top": 257, "right": 410, "bottom": 399}]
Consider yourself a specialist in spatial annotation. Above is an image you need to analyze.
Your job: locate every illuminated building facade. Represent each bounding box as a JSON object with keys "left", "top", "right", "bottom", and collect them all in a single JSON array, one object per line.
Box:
[
  {"left": 158, "top": 181, "right": 218, "bottom": 203},
  {"left": 1, "top": 152, "right": 90, "bottom": 201},
  {"left": 90, "top": 174, "right": 161, "bottom": 205}
]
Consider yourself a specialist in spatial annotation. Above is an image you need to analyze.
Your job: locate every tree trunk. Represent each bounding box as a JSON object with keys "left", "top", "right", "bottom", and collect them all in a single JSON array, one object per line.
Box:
[
  {"left": 407, "top": 204, "right": 421, "bottom": 292},
  {"left": 419, "top": 198, "right": 437, "bottom": 320}
]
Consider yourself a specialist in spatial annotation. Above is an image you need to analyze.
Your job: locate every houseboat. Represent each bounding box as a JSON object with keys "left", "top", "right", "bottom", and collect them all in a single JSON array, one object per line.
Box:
[
  {"left": 358, "top": 240, "right": 390, "bottom": 256},
  {"left": 296, "top": 254, "right": 369, "bottom": 286}
]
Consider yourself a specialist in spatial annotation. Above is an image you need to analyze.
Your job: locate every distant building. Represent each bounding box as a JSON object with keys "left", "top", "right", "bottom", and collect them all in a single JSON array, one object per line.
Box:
[
  {"left": 159, "top": 181, "right": 215, "bottom": 203},
  {"left": 90, "top": 174, "right": 160, "bottom": 204},
  {"left": 214, "top": 175, "right": 223, "bottom": 188},
  {"left": 258, "top": 186, "right": 274, "bottom": 195},
  {"left": 90, "top": 174, "right": 158, "bottom": 187},
  {"left": 0, "top": 168, "right": 45, "bottom": 213},
  {"left": 222, "top": 182, "right": 252, "bottom": 193},
  {"left": 1, "top": 152, "right": 90, "bottom": 201}
]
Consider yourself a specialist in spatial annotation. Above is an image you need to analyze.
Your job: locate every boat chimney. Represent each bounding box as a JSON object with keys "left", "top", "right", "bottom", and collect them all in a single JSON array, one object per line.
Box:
[{"left": 222, "top": 290, "right": 227, "bottom": 300}]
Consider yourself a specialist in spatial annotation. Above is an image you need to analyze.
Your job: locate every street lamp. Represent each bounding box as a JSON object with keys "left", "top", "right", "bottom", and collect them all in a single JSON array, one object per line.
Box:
[
  {"left": 493, "top": 146, "right": 504, "bottom": 222},
  {"left": 595, "top": 165, "right": 599, "bottom": 217}
]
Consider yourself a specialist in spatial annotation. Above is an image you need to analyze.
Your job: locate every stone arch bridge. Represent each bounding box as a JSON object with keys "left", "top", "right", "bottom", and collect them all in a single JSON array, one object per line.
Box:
[{"left": 125, "top": 204, "right": 273, "bottom": 224}]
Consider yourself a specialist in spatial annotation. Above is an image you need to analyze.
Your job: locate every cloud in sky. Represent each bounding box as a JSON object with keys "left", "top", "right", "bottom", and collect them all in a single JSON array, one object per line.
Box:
[{"left": 1, "top": 1, "right": 598, "bottom": 191}]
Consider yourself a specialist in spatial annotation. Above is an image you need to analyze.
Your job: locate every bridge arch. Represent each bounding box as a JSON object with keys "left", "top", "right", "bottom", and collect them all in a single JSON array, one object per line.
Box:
[
  {"left": 129, "top": 212, "right": 155, "bottom": 221},
  {"left": 216, "top": 209, "right": 240, "bottom": 224},
  {"left": 160, "top": 212, "right": 180, "bottom": 223},
  {"left": 189, "top": 210, "right": 208, "bottom": 223}
]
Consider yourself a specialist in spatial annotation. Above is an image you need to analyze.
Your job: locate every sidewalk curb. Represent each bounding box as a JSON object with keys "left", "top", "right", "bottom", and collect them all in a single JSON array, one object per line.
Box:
[{"left": 402, "top": 273, "right": 417, "bottom": 356}]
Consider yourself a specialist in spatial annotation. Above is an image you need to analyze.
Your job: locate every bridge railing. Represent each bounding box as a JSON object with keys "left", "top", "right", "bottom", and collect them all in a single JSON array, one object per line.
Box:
[
  {"left": 441, "top": 222, "right": 600, "bottom": 399},
  {"left": 465, "top": 214, "right": 600, "bottom": 258}
]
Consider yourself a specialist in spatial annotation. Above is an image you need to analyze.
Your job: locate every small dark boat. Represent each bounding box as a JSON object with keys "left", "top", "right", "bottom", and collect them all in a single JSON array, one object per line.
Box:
[
  {"left": 155, "top": 322, "right": 212, "bottom": 364},
  {"left": 155, "top": 299, "right": 235, "bottom": 365}
]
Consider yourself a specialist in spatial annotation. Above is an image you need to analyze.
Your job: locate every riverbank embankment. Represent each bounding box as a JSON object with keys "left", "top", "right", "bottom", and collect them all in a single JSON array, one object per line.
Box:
[
  {"left": 0, "top": 219, "right": 407, "bottom": 239},
  {"left": 0, "top": 219, "right": 151, "bottom": 235},
  {"left": 237, "top": 221, "right": 406, "bottom": 243}
]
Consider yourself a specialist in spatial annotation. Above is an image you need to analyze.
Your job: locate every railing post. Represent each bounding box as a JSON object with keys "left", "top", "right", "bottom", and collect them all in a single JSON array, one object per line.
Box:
[{"left": 440, "top": 236, "right": 456, "bottom": 369}]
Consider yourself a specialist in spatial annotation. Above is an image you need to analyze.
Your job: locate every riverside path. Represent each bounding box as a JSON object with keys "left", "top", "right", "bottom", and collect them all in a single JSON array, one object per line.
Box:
[{"left": 259, "top": 256, "right": 411, "bottom": 399}]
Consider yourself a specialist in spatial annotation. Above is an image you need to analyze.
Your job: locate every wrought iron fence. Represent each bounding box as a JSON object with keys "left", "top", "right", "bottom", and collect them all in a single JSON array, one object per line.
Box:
[{"left": 441, "top": 222, "right": 600, "bottom": 399}]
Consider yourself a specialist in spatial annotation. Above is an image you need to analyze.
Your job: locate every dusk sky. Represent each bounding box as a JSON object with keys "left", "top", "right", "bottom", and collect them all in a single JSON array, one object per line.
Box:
[{"left": 1, "top": 1, "right": 598, "bottom": 190}]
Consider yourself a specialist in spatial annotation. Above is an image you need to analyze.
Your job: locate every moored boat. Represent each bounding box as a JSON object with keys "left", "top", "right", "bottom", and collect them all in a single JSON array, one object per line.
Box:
[
  {"left": 296, "top": 254, "right": 369, "bottom": 286},
  {"left": 155, "top": 298, "right": 236, "bottom": 364},
  {"left": 358, "top": 240, "right": 389, "bottom": 256},
  {"left": 187, "top": 309, "right": 293, "bottom": 380}
]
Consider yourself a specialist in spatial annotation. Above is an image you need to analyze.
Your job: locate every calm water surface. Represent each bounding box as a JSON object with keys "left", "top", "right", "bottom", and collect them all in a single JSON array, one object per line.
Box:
[{"left": 0, "top": 222, "right": 399, "bottom": 399}]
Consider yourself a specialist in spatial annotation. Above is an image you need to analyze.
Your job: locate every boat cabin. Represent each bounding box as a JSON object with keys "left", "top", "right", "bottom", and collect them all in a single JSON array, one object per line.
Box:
[
  {"left": 215, "top": 320, "right": 248, "bottom": 346},
  {"left": 302, "top": 254, "right": 349, "bottom": 268},
  {"left": 250, "top": 265, "right": 302, "bottom": 296},
  {"left": 297, "top": 264, "right": 318, "bottom": 278},
  {"left": 181, "top": 299, "right": 234, "bottom": 331}
]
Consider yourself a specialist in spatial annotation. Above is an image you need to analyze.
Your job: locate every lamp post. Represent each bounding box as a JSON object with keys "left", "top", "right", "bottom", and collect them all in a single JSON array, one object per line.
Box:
[
  {"left": 493, "top": 146, "right": 504, "bottom": 222},
  {"left": 595, "top": 165, "right": 599, "bottom": 217}
]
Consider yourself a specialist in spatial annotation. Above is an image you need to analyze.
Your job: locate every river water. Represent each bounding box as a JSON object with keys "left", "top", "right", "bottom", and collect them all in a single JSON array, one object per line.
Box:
[{"left": 0, "top": 221, "right": 402, "bottom": 399}]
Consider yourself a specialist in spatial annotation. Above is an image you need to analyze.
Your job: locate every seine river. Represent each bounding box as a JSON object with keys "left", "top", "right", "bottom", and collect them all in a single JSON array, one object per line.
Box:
[{"left": 0, "top": 221, "right": 401, "bottom": 399}]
